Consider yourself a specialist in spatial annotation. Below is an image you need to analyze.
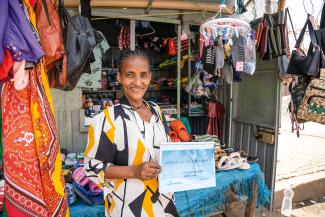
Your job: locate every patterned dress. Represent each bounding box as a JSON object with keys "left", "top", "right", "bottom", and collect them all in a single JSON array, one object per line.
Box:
[
  {"left": 84, "top": 97, "right": 179, "bottom": 217},
  {"left": 2, "top": 65, "right": 68, "bottom": 217}
]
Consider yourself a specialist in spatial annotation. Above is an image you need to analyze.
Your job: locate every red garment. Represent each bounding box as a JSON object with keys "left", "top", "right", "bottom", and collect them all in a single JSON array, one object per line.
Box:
[
  {"left": 0, "top": 49, "right": 14, "bottom": 81},
  {"left": 118, "top": 26, "right": 130, "bottom": 50},
  {"left": 29, "top": 0, "right": 37, "bottom": 7},
  {"left": 207, "top": 101, "right": 225, "bottom": 141}
]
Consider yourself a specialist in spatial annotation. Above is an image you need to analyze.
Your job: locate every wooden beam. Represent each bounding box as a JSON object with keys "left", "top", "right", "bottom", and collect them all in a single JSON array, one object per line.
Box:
[
  {"left": 91, "top": 10, "right": 181, "bottom": 24},
  {"left": 64, "top": 0, "right": 235, "bottom": 14}
]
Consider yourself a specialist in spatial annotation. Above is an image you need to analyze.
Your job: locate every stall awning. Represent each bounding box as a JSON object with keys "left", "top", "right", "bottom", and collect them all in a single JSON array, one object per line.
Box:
[{"left": 65, "top": 0, "right": 235, "bottom": 25}]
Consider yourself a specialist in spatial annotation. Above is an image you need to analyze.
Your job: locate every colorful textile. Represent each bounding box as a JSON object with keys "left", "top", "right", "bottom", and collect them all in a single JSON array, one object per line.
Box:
[
  {"left": 0, "top": 0, "right": 44, "bottom": 63},
  {"left": 84, "top": 97, "right": 178, "bottom": 217},
  {"left": 2, "top": 63, "right": 68, "bottom": 216},
  {"left": 175, "top": 163, "right": 271, "bottom": 217}
]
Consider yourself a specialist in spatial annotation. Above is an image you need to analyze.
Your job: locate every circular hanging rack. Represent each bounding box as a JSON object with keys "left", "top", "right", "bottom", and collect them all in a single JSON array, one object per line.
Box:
[{"left": 199, "top": 3, "right": 251, "bottom": 40}]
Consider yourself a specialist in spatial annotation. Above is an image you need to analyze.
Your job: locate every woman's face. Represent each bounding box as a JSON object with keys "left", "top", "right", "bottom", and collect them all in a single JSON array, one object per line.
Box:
[{"left": 117, "top": 56, "right": 151, "bottom": 103}]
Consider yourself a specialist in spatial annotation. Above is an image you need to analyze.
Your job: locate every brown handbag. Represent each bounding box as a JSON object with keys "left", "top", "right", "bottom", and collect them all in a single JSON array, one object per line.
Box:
[
  {"left": 35, "top": 0, "right": 64, "bottom": 70},
  {"left": 297, "top": 68, "right": 325, "bottom": 124}
]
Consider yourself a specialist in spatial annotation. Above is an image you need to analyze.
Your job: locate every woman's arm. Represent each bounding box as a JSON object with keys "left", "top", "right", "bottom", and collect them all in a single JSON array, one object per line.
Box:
[{"left": 105, "top": 162, "right": 161, "bottom": 180}]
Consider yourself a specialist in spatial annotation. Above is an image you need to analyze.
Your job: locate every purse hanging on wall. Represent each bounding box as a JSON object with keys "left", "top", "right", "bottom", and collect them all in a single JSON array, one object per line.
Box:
[
  {"left": 286, "top": 15, "right": 321, "bottom": 77},
  {"left": 256, "top": 8, "right": 292, "bottom": 60},
  {"left": 296, "top": 52, "right": 325, "bottom": 124}
]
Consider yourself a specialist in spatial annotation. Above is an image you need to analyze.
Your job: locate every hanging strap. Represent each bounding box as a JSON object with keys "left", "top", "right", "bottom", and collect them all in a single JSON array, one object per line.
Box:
[
  {"left": 58, "top": 0, "right": 71, "bottom": 42},
  {"left": 320, "top": 2, "right": 325, "bottom": 29},
  {"left": 41, "top": 0, "right": 53, "bottom": 26},
  {"left": 285, "top": 8, "right": 298, "bottom": 43},
  {"left": 294, "top": 14, "right": 318, "bottom": 49}
]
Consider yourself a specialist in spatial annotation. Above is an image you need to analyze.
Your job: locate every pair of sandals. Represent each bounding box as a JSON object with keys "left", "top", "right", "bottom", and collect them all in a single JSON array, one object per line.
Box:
[
  {"left": 216, "top": 152, "right": 251, "bottom": 171},
  {"left": 72, "top": 167, "right": 104, "bottom": 205},
  {"left": 169, "top": 120, "right": 190, "bottom": 142}
]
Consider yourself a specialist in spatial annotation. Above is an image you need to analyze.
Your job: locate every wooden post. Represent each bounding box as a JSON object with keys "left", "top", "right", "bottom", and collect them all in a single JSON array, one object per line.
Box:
[{"left": 177, "top": 24, "right": 181, "bottom": 119}]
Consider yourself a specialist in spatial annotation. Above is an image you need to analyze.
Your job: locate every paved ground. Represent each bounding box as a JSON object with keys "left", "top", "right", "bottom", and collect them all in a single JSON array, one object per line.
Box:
[
  {"left": 208, "top": 96, "right": 325, "bottom": 216},
  {"left": 276, "top": 96, "right": 325, "bottom": 189}
]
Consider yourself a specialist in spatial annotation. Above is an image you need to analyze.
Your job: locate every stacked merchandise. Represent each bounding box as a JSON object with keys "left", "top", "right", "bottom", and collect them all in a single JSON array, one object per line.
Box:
[{"left": 60, "top": 149, "right": 104, "bottom": 206}]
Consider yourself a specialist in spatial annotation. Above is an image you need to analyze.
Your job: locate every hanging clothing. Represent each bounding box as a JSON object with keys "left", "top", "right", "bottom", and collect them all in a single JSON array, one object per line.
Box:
[
  {"left": 0, "top": 0, "right": 44, "bottom": 63},
  {"left": 118, "top": 25, "right": 130, "bottom": 50},
  {"left": 231, "top": 35, "right": 246, "bottom": 81},
  {"left": 201, "top": 44, "right": 216, "bottom": 74},
  {"left": 207, "top": 101, "right": 225, "bottom": 142},
  {"left": 2, "top": 64, "right": 68, "bottom": 217},
  {"left": 77, "top": 31, "right": 110, "bottom": 89},
  {"left": 84, "top": 97, "right": 179, "bottom": 217},
  {"left": 214, "top": 37, "right": 224, "bottom": 71},
  {"left": 0, "top": 49, "right": 14, "bottom": 81}
]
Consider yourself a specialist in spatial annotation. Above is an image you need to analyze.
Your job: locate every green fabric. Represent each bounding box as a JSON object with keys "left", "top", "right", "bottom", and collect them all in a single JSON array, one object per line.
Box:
[
  {"left": 308, "top": 103, "right": 325, "bottom": 114},
  {"left": 180, "top": 116, "right": 192, "bottom": 135}
]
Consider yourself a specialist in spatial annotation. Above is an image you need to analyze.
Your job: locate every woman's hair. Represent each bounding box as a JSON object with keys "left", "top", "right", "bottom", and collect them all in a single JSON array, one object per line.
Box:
[{"left": 118, "top": 50, "right": 150, "bottom": 71}]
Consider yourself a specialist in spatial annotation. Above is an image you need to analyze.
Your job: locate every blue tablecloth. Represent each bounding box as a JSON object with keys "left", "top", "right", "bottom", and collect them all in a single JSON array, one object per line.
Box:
[
  {"left": 70, "top": 200, "right": 105, "bottom": 217},
  {"left": 175, "top": 163, "right": 271, "bottom": 217}
]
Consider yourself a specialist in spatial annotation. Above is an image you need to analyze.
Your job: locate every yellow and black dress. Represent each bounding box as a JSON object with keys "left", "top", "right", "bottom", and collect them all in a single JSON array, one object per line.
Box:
[{"left": 84, "top": 97, "right": 179, "bottom": 217}]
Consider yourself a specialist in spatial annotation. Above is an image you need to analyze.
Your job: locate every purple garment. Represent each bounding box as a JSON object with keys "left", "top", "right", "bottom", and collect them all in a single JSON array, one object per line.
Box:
[
  {"left": 0, "top": 0, "right": 9, "bottom": 63},
  {"left": 1, "top": 0, "right": 44, "bottom": 63}
]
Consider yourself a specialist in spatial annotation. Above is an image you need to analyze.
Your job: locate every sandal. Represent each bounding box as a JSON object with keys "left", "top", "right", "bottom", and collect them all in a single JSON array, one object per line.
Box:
[
  {"left": 170, "top": 120, "right": 190, "bottom": 142},
  {"left": 216, "top": 156, "right": 243, "bottom": 171},
  {"left": 169, "top": 131, "right": 181, "bottom": 142},
  {"left": 238, "top": 159, "right": 251, "bottom": 170}
]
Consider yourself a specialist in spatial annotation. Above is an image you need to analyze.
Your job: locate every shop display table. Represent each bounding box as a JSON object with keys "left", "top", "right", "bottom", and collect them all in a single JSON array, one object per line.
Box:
[
  {"left": 175, "top": 163, "right": 271, "bottom": 217},
  {"left": 0, "top": 164, "right": 270, "bottom": 217}
]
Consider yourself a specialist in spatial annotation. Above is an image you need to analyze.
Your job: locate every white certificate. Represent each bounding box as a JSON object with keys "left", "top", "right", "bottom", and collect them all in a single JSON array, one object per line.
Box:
[{"left": 159, "top": 142, "right": 216, "bottom": 193}]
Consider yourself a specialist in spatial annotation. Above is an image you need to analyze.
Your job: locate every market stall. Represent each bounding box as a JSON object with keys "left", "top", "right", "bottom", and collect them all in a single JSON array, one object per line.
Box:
[{"left": 3, "top": 0, "right": 316, "bottom": 216}]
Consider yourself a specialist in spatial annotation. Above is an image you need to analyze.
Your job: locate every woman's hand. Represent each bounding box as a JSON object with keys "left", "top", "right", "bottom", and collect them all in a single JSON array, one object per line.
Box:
[{"left": 133, "top": 162, "right": 161, "bottom": 180}]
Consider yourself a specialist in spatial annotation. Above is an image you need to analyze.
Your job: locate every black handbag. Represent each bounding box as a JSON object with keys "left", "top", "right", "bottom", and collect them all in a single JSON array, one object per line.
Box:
[
  {"left": 286, "top": 15, "right": 321, "bottom": 77},
  {"left": 53, "top": 0, "right": 96, "bottom": 91}
]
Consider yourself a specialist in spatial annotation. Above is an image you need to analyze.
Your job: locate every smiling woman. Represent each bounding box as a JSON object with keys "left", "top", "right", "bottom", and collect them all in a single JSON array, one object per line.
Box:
[
  {"left": 117, "top": 50, "right": 152, "bottom": 120},
  {"left": 83, "top": 50, "right": 179, "bottom": 217}
]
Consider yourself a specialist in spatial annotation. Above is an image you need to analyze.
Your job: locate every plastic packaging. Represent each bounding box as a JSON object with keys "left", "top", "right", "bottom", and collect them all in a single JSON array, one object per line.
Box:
[{"left": 281, "top": 186, "right": 294, "bottom": 216}]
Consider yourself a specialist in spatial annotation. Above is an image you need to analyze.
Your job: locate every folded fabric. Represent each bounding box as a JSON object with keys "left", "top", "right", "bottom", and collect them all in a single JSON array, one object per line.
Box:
[
  {"left": 73, "top": 182, "right": 104, "bottom": 205},
  {"left": 1, "top": 0, "right": 44, "bottom": 63},
  {"left": 66, "top": 183, "right": 76, "bottom": 205},
  {"left": 66, "top": 153, "right": 78, "bottom": 166}
]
